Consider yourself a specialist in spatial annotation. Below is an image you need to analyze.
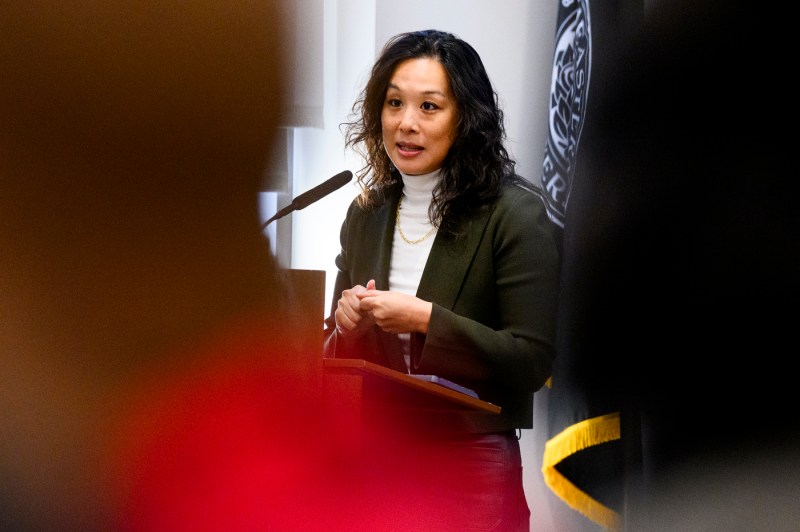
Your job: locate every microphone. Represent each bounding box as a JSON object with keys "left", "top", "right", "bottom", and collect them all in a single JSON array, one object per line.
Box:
[{"left": 261, "top": 170, "right": 353, "bottom": 229}]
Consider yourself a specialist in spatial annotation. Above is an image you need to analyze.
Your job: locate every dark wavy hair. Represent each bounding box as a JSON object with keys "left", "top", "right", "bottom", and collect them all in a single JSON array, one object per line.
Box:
[{"left": 343, "top": 29, "right": 522, "bottom": 236}]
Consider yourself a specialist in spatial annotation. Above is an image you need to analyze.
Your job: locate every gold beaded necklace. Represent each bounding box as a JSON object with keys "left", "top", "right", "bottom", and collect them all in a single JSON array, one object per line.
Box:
[{"left": 396, "top": 195, "right": 436, "bottom": 245}]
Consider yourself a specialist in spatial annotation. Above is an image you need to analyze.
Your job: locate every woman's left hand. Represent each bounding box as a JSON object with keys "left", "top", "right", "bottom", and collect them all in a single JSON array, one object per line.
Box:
[{"left": 356, "top": 289, "right": 432, "bottom": 334}]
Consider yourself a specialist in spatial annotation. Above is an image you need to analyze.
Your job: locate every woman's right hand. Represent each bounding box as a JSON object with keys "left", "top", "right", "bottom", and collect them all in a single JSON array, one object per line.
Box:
[{"left": 334, "top": 279, "right": 376, "bottom": 338}]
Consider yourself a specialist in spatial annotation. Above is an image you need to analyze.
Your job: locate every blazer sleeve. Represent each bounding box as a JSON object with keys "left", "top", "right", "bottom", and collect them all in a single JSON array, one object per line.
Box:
[
  {"left": 323, "top": 200, "right": 359, "bottom": 359},
  {"left": 413, "top": 186, "right": 560, "bottom": 395}
]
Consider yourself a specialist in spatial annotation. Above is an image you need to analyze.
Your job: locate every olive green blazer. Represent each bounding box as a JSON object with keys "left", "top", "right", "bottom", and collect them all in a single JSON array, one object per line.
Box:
[{"left": 323, "top": 181, "right": 561, "bottom": 432}]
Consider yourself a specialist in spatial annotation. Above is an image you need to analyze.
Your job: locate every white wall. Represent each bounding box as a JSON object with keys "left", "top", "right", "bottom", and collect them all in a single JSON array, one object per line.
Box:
[{"left": 269, "top": 1, "right": 566, "bottom": 529}]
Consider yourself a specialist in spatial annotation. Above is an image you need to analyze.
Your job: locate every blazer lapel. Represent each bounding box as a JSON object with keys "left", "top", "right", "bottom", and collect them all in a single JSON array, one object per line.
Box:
[
  {"left": 376, "top": 189, "right": 402, "bottom": 290},
  {"left": 358, "top": 190, "right": 400, "bottom": 291},
  {"left": 416, "top": 204, "right": 494, "bottom": 309}
]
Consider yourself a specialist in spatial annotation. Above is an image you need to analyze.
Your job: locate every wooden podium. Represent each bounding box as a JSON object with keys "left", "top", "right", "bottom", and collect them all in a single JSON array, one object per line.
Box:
[
  {"left": 321, "top": 358, "right": 500, "bottom": 443},
  {"left": 322, "top": 358, "right": 499, "bottom": 413},
  {"left": 282, "top": 268, "right": 501, "bottom": 442}
]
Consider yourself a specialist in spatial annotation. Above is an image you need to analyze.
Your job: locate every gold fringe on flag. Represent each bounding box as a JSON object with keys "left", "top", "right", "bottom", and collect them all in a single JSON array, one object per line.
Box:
[{"left": 541, "top": 412, "right": 622, "bottom": 530}]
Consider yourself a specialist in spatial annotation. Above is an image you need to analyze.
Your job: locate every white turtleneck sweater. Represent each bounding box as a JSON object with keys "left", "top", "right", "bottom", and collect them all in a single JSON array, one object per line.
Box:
[{"left": 390, "top": 169, "right": 439, "bottom": 370}]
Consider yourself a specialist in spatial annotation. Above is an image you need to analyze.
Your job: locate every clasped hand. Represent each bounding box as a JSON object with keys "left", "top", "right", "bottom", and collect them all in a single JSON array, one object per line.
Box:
[{"left": 334, "top": 279, "right": 432, "bottom": 337}]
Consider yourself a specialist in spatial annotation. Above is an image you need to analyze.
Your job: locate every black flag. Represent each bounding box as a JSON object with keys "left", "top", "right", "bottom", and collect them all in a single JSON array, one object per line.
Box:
[
  {"left": 539, "top": 0, "right": 643, "bottom": 528},
  {"left": 541, "top": 1, "right": 799, "bottom": 530}
]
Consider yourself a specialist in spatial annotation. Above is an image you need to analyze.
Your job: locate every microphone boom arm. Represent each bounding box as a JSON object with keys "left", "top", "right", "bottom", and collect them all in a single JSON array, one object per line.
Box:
[{"left": 261, "top": 170, "right": 352, "bottom": 229}]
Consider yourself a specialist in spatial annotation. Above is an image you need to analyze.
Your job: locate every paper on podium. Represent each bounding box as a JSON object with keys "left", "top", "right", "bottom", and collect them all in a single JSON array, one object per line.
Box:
[{"left": 409, "top": 375, "right": 478, "bottom": 399}]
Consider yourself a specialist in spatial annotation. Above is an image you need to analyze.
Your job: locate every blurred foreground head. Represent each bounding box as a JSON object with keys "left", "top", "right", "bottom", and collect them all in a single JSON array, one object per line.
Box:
[
  {"left": 1, "top": 1, "right": 290, "bottom": 529},
  {"left": 1, "top": 1, "right": 289, "bottom": 343}
]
